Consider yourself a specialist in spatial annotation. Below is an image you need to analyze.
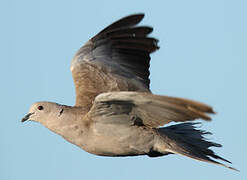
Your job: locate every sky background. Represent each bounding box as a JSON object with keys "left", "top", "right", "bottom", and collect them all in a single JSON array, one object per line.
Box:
[{"left": 1, "top": 0, "right": 246, "bottom": 179}]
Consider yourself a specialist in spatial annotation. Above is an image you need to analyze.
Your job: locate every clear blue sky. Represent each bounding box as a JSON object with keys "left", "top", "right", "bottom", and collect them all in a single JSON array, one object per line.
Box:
[{"left": 1, "top": 0, "right": 246, "bottom": 179}]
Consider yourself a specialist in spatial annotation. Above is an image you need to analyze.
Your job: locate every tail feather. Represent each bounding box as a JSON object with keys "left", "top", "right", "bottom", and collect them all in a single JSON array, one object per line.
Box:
[{"left": 158, "top": 123, "right": 239, "bottom": 171}]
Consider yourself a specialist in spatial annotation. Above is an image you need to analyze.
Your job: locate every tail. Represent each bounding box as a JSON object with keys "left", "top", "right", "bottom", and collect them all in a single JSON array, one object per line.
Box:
[{"left": 157, "top": 123, "right": 238, "bottom": 171}]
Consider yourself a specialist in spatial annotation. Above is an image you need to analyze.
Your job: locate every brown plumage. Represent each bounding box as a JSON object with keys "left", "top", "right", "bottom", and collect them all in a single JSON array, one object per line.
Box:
[{"left": 22, "top": 14, "right": 238, "bottom": 171}]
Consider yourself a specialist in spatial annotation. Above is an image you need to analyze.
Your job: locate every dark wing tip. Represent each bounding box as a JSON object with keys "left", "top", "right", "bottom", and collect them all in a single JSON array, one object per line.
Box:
[
  {"left": 125, "top": 13, "right": 145, "bottom": 23},
  {"left": 111, "top": 13, "right": 145, "bottom": 28},
  {"left": 93, "top": 13, "right": 146, "bottom": 41},
  {"left": 120, "top": 13, "right": 145, "bottom": 22}
]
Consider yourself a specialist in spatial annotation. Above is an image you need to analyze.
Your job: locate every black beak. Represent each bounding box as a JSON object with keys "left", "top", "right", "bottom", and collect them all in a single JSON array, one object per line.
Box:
[{"left": 21, "top": 113, "right": 34, "bottom": 122}]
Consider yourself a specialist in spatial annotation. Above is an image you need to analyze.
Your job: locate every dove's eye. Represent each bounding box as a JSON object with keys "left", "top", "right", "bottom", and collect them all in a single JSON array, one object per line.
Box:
[{"left": 37, "top": 106, "right": 44, "bottom": 110}]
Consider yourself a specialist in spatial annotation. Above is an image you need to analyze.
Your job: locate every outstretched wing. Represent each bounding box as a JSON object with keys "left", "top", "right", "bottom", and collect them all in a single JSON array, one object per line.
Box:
[
  {"left": 86, "top": 92, "right": 215, "bottom": 128},
  {"left": 70, "top": 14, "right": 159, "bottom": 109}
]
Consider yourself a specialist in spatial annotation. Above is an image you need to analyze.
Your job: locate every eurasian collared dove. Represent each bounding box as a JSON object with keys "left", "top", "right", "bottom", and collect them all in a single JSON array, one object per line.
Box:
[{"left": 22, "top": 14, "right": 237, "bottom": 171}]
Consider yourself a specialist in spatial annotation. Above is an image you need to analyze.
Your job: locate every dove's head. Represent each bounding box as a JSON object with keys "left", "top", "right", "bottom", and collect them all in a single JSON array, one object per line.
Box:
[{"left": 22, "top": 101, "right": 64, "bottom": 128}]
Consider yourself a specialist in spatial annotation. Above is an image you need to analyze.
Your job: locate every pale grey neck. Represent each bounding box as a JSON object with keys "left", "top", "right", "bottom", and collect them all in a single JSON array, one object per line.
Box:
[{"left": 43, "top": 106, "right": 88, "bottom": 147}]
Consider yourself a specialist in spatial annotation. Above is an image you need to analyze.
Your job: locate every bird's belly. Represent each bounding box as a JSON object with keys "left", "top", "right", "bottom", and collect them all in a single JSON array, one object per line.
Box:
[{"left": 82, "top": 125, "right": 155, "bottom": 157}]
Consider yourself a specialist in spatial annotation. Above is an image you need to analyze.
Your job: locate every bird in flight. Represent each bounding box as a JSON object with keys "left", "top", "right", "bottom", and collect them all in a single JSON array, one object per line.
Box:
[{"left": 22, "top": 14, "right": 237, "bottom": 171}]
